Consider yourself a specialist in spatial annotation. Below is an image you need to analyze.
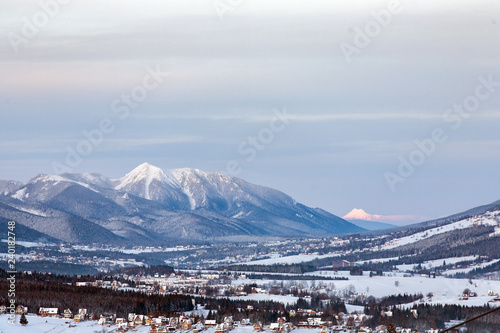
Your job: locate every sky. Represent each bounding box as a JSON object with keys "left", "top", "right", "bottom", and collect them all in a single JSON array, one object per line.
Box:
[{"left": 0, "top": 0, "right": 499, "bottom": 219}]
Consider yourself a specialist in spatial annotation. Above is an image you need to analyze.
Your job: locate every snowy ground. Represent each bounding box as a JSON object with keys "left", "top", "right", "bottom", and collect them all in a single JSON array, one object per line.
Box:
[
  {"left": 235, "top": 272, "right": 500, "bottom": 308},
  {"left": 228, "top": 293, "right": 299, "bottom": 305},
  {"left": 0, "top": 314, "right": 149, "bottom": 333},
  {"left": 442, "top": 259, "right": 500, "bottom": 276},
  {"left": 0, "top": 317, "right": 324, "bottom": 333},
  {"left": 395, "top": 256, "right": 478, "bottom": 272},
  {"left": 382, "top": 213, "right": 499, "bottom": 250},
  {"left": 241, "top": 253, "right": 341, "bottom": 266}
]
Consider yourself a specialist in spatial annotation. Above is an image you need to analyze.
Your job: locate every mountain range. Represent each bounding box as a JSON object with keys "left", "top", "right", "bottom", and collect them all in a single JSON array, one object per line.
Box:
[{"left": 0, "top": 163, "right": 364, "bottom": 245}]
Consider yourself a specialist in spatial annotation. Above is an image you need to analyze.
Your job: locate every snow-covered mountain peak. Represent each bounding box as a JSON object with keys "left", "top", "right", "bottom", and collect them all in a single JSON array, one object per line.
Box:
[
  {"left": 29, "top": 174, "right": 96, "bottom": 190},
  {"left": 343, "top": 208, "right": 432, "bottom": 226},
  {"left": 170, "top": 167, "right": 208, "bottom": 180},
  {"left": 115, "top": 163, "right": 178, "bottom": 190},
  {"left": 343, "top": 208, "right": 383, "bottom": 221}
]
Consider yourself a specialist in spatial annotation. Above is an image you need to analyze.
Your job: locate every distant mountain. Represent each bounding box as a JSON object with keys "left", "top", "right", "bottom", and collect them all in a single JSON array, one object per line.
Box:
[
  {"left": 343, "top": 208, "right": 430, "bottom": 226},
  {"left": 0, "top": 163, "right": 364, "bottom": 244}
]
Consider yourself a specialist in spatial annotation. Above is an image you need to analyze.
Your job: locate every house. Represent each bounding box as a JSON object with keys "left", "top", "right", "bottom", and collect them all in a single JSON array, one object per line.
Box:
[
  {"left": 215, "top": 324, "right": 225, "bottom": 333},
  {"left": 182, "top": 318, "right": 193, "bottom": 330},
  {"left": 39, "top": 307, "right": 59, "bottom": 317},
  {"left": 0, "top": 305, "right": 6, "bottom": 314},
  {"left": 78, "top": 309, "right": 87, "bottom": 320},
  {"left": 98, "top": 316, "right": 107, "bottom": 326},
  {"left": 297, "top": 308, "right": 316, "bottom": 316},
  {"left": 74, "top": 314, "right": 83, "bottom": 322},
  {"left": 145, "top": 316, "right": 153, "bottom": 326},
  {"left": 270, "top": 323, "right": 280, "bottom": 331},
  {"left": 169, "top": 317, "right": 179, "bottom": 328},
  {"left": 332, "top": 260, "right": 354, "bottom": 268},
  {"left": 223, "top": 317, "right": 234, "bottom": 330},
  {"left": 16, "top": 305, "right": 27, "bottom": 315},
  {"left": 116, "top": 318, "right": 127, "bottom": 329},
  {"left": 193, "top": 322, "right": 205, "bottom": 333},
  {"left": 63, "top": 309, "right": 73, "bottom": 319},
  {"left": 134, "top": 315, "right": 145, "bottom": 326},
  {"left": 128, "top": 313, "right": 136, "bottom": 322},
  {"left": 253, "top": 322, "right": 264, "bottom": 332},
  {"left": 205, "top": 320, "right": 217, "bottom": 328}
]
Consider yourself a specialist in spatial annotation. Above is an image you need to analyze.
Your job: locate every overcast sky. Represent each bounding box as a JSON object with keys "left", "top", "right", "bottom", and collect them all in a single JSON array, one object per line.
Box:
[{"left": 0, "top": 0, "right": 499, "bottom": 219}]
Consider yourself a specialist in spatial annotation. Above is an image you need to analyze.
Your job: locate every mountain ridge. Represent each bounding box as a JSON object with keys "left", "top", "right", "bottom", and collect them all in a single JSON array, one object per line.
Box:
[{"left": 0, "top": 163, "right": 363, "bottom": 244}]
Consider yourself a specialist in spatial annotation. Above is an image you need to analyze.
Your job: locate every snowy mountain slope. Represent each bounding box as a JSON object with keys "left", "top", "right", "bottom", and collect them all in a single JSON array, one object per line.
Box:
[
  {"left": 0, "top": 163, "right": 363, "bottom": 244},
  {"left": 381, "top": 211, "right": 500, "bottom": 250}
]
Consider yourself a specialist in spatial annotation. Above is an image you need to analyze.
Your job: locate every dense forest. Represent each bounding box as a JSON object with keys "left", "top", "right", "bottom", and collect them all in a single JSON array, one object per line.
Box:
[{"left": 0, "top": 270, "right": 193, "bottom": 317}]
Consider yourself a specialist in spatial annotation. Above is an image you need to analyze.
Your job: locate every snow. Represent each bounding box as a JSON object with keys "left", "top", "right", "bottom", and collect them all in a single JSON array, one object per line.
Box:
[
  {"left": 11, "top": 188, "right": 27, "bottom": 201},
  {"left": 33, "top": 175, "right": 98, "bottom": 192},
  {"left": 12, "top": 206, "right": 47, "bottom": 217},
  {"left": 356, "top": 257, "right": 399, "bottom": 265},
  {"left": 345, "top": 304, "right": 365, "bottom": 313},
  {"left": 442, "top": 259, "right": 500, "bottom": 276},
  {"left": 395, "top": 256, "right": 478, "bottom": 272},
  {"left": 232, "top": 212, "right": 244, "bottom": 219},
  {"left": 114, "top": 162, "right": 179, "bottom": 195},
  {"left": 383, "top": 212, "right": 499, "bottom": 249},
  {"left": 228, "top": 293, "right": 299, "bottom": 305},
  {"left": 1, "top": 240, "right": 41, "bottom": 248},
  {"left": 103, "top": 259, "right": 145, "bottom": 267},
  {"left": 0, "top": 318, "right": 329, "bottom": 333},
  {"left": 182, "top": 187, "right": 196, "bottom": 210},
  {"left": 344, "top": 208, "right": 382, "bottom": 221},
  {"left": 233, "top": 272, "right": 500, "bottom": 306},
  {"left": 0, "top": 314, "right": 151, "bottom": 333},
  {"left": 241, "top": 253, "right": 341, "bottom": 266},
  {"left": 120, "top": 247, "right": 187, "bottom": 254}
]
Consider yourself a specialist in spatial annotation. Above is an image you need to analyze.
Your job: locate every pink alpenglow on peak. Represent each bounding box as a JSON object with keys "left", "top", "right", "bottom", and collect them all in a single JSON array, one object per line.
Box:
[
  {"left": 343, "top": 208, "right": 431, "bottom": 226},
  {"left": 343, "top": 208, "right": 383, "bottom": 221}
]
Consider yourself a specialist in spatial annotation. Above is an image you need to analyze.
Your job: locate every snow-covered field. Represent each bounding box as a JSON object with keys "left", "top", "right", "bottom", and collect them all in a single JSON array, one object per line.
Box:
[
  {"left": 235, "top": 272, "right": 500, "bottom": 307},
  {"left": 241, "top": 253, "right": 341, "bottom": 266},
  {"left": 0, "top": 318, "right": 323, "bottom": 333},
  {"left": 228, "top": 293, "right": 300, "bottom": 305},
  {"left": 0, "top": 314, "right": 149, "bottom": 333},
  {"left": 395, "top": 256, "right": 478, "bottom": 272}
]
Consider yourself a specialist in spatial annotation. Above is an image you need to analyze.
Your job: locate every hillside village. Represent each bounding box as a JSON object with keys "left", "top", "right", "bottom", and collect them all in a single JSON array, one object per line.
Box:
[{"left": 2, "top": 305, "right": 451, "bottom": 333}]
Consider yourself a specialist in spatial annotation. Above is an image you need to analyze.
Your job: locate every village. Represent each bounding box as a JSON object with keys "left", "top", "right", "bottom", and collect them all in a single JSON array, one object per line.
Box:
[
  {"left": 4, "top": 269, "right": 492, "bottom": 333},
  {"left": 2, "top": 304, "right": 445, "bottom": 333}
]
